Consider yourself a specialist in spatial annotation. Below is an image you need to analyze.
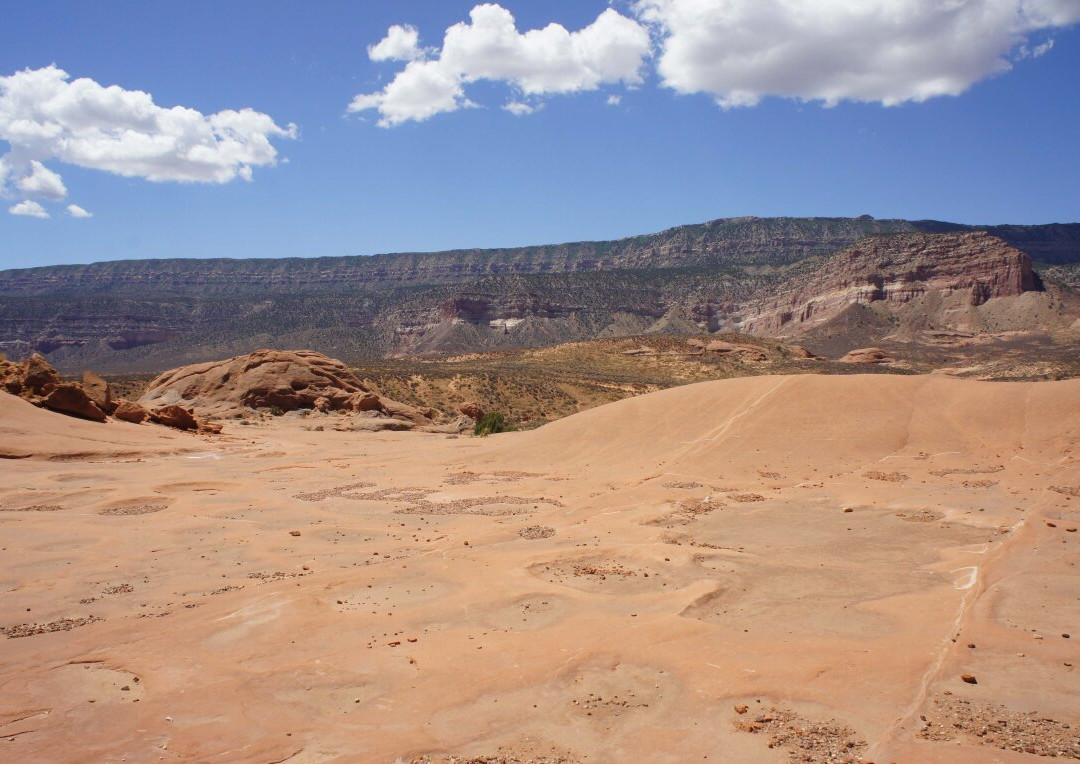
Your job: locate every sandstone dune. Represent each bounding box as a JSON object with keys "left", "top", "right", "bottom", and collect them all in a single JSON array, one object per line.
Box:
[{"left": 1, "top": 374, "right": 1078, "bottom": 762}]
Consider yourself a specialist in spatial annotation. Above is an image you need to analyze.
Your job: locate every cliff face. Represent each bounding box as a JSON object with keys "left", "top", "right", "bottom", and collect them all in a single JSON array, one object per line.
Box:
[
  {"left": 0, "top": 217, "right": 936, "bottom": 297},
  {"left": 0, "top": 216, "right": 1073, "bottom": 372},
  {"left": 739, "top": 232, "right": 1038, "bottom": 335}
]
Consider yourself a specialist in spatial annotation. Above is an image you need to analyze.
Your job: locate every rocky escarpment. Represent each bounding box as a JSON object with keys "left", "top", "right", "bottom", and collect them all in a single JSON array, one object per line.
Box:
[
  {"left": 0, "top": 217, "right": 926, "bottom": 298},
  {"left": 4, "top": 218, "right": 1075, "bottom": 300},
  {"left": 1, "top": 217, "right": 1076, "bottom": 371},
  {"left": 738, "top": 232, "right": 1039, "bottom": 336}
]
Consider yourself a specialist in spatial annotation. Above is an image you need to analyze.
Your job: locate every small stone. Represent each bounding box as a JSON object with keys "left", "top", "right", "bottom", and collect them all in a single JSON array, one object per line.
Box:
[
  {"left": 121, "top": 685, "right": 130, "bottom": 691},
  {"left": 961, "top": 674, "right": 978, "bottom": 684},
  {"left": 843, "top": 508, "right": 853, "bottom": 513},
  {"left": 1047, "top": 522, "right": 1057, "bottom": 528},
  {"left": 1063, "top": 633, "right": 1071, "bottom": 639},
  {"left": 967, "top": 643, "right": 976, "bottom": 649},
  {"left": 734, "top": 704, "right": 749, "bottom": 714},
  {"left": 290, "top": 530, "right": 301, "bottom": 537}
]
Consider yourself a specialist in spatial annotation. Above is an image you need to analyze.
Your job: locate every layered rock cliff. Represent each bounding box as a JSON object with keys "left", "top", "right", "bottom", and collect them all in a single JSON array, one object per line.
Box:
[
  {"left": 0, "top": 216, "right": 1075, "bottom": 371},
  {"left": 739, "top": 232, "right": 1038, "bottom": 335}
]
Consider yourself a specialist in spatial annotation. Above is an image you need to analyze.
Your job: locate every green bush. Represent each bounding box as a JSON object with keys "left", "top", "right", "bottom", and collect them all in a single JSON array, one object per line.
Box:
[
  {"left": 474, "top": 412, "right": 516, "bottom": 436},
  {"left": 268, "top": 405, "right": 285, "bottom": 417}
]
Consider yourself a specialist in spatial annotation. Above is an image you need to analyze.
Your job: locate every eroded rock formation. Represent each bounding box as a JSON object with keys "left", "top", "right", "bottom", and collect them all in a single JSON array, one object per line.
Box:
[{"left": 139, "top": 349, "right": 432, "bottom": 425}]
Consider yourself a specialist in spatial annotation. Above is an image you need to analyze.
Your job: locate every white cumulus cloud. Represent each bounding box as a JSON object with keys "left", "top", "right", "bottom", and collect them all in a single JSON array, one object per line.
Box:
[
  {"left": 9, "top": 199, "right": 49, "bottom": 218},
  {"left": 635, "top": 0, "right": 1080, "bottom": 108},
  {"left": 66, "top": 203, "right": 92, "bottom": 218},
  {"left": 368, "top": 24, "right": 424, "bottom": 62},
  {"left": 0, "top": 65, "right": 297, "bottom": 215},
  {"left": 16, "top": 159, "right": 67, "bottom": 200},
  {"left": 503, "top": 100, "right": 538, "bottom": 116},
  {"left": 351, "top": 4, "right": 651, "bottom": 126}
]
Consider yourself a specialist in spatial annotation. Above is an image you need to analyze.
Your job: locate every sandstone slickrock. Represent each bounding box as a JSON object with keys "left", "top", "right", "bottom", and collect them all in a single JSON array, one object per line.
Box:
[{"left": 139, "top": 349, "right": 432, "bottom": 425}]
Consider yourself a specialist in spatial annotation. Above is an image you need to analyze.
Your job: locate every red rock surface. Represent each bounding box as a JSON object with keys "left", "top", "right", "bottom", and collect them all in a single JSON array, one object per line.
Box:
[
  {"left": 139, "top": 349, "right": 432, "bottom": 424},
  {"left": 81, "top": 371, "right": 113, "bottom": 413},
  {"left": 148, "top": 404, "right": 200, "bottom": 431},
  {"left": 1, "top": 355, "right": 107, "bottom": 422},
  {"left": 458, "top": 402, "right": 485, "bottom": 420},
  {"left": 113, "top": 399, "right": 150, "bottom": 424},
  {"left": 840, "top": 347, "right": 898, "bottom": 364},
  {"left": 40, "top": 383, "right": 108, "bottom": 422}
]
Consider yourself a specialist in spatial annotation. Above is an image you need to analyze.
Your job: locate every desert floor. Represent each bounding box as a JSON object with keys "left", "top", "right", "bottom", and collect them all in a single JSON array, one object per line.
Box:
[{"left": 1, "top": 374, "right": 1078, "bottom": 763}]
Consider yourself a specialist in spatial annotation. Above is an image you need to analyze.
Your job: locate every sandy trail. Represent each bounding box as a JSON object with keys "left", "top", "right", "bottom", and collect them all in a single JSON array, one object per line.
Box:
[{"left": 1, "top": 375, "right": 1078, "bottom": 762}]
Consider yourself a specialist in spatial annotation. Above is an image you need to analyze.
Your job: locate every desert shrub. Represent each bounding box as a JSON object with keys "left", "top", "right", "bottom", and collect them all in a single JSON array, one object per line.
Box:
[
  {"left": 268, "top": 405, "right": 285, "bottom": 417},
  {"left": 474, "top": 412, "right": 516, "bottom": 436}
]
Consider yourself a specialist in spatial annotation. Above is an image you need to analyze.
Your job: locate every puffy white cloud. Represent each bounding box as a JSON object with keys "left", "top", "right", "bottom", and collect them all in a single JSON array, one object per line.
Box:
[
  {"left": 9, "top": 199, "right": 49, "bottom": 218},
  {"left": 606, "top": 94, "right": 622, "bottom": 106},
  {"left": 351, "top": 4, "right": 651, "bottom": 126},
  {"left": 503, "top": 100, "right": 538, "bottom": 116},
  {"left": 66, "top": 203, "right": 92, "bottom": 218},
  {"left": 368, "top": 24, "right": 423, "bottom": 62},
  {"left": 0, "top": 65, "right": 297, "bottom": 213},
  {"left": 636, "top": 0, "right": 1080, "bottom": 108},
  {"left": 349, "top": 59, "right": 468, "bottom": 126},
  {"left": 16, "top": 159, "right": 66, "bottom": 200}
]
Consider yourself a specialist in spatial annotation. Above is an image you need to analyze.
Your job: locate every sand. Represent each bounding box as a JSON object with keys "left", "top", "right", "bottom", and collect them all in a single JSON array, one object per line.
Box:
[{"left": 1, "top": 374, "right": 1078, "bottom": 762}]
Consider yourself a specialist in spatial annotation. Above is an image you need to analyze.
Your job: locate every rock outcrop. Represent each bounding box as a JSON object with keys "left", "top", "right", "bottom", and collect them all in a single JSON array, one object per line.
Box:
[
  {"left": 81, "top": 371, "right": 114, "bottom": 413},
  {"left": 139, "top": 349, "right": 432, "bottom": 425},
  {"left": 691, "top": 339, "right": 770, "bottom": 361},
  {"left": 113, "top": 399, "right": 150, "bottom": 424},
  {"left": 40, "top": 383, "right": 108, "bottom": 422},
  {"left": 148, "top": 404, "right": 200, "bottom": 431},
  {"left": 2, "top": 353, "right": 62, "bottom": 395},
  {"left": 0, "top": 353, "right": 218, "bottom": 432},
  {"left": 0, "top": 354, "right": 106, "bottom": 422},
  {"left": 839, "top": 348, "right": 897, "bottom": 364},
  {"left": 458, "top": 402, "right": 484, "bottom": 420},
  {"left": 740, "top": 232, "right": 1038, "bottom": 336}
]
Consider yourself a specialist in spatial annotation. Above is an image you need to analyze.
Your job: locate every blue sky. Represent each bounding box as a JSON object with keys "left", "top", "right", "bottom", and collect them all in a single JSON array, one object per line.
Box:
[{"left": 1, "top": 0, "right": 1078, "bottom": 270}]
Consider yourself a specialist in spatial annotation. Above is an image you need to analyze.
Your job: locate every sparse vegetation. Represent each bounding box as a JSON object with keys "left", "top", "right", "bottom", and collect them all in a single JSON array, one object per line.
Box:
[{"left": 474, "top": 412, "right": 516, "bottom": 436}]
